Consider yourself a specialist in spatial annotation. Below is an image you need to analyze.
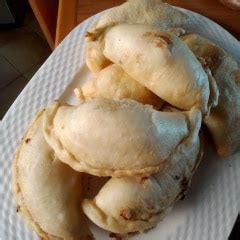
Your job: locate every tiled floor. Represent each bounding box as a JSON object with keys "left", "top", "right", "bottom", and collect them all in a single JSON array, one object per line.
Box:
[{"left": 0, "top": 11, "right": 51, "bottom": 119}]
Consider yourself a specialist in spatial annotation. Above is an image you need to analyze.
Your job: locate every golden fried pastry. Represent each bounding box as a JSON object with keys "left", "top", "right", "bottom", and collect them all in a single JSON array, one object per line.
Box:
[
  {"left": 13, "top": 111, "right": 91, "bottom": 239},
  {"left": 86, "top": 0, "right": 188, "bottom": 72},
  {"left": 43, "top": 98, "right": 201, "bottom": 177},
  {"left": 181, "top": 33, "right": 240, "bottom": 156},
  {"left": 75, "top": 64, "right": 163, "bottom": 108},
  {"left": 82, "top": 113, "right": 202, "bottom": 233},
  {"left": 96, "top": 23, "right": 218, "bottom": 114}
]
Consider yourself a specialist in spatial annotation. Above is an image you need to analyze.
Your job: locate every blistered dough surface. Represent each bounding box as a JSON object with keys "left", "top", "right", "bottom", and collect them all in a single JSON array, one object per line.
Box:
[
  {"left": 43, "top": 99, "right": 200, "bottom": 177},
  {"left": 77, "top": 64, "right": 163, "bottom": 108},
  {"left": 13, "top": 111, "right": 91, "bottom": 239}
]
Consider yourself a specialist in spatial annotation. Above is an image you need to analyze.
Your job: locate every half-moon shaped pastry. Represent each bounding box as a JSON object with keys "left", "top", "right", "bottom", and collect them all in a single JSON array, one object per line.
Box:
[
  {"left": 98, "top": 23, "right": 218, "bottom": 114},
  {"left": 86, "top": 0, "right": 188, "bottom": 72},
  {"left": 75, "top": 64, "right": 163, "bottom": 108},
  {"left": 181, "top": 33, "right": 240, "bottom": 156},
  {"left": 82, "top": 116, "right": 202, "bottom": 233},
  {"left": 43, "top": 98, "right": 202, "bottom": 177},
  {"left": 13, "top": 110, "right": 91, "bottom": 239}
]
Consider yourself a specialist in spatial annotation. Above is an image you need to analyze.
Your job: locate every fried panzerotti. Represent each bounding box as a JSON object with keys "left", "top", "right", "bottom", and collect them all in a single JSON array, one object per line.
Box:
[
  {"left": 82, "top": 113, "right": 202, "bottom": 233},
  {"left": 43, "top": 98, "right": 201, "bottom": 177},
  {"left": 96, "top": 23, "right": 217, "bottom": 114},
  {"left": 13, "top": 111, "right": 91, "bottom": 239},
  {"left": 181, "top": 33, "right": 240, "bottom": 156},
  {"left": 75, "top": 64, "right": 163, "bottom": 108},
  {"left": 86, "top": 0, "right": 188, "bottom": 72}
]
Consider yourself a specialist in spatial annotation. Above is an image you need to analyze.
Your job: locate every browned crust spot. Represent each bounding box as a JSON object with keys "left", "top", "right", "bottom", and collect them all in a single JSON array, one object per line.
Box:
[
  {"left": 120, "top": 209, "right": 132, "bottom": 220},
  {"left": 109, "top": 232, "right": 123, "bottom": 240},
  {"left": 200, "top": 45, "right": 223, "bottom": 70},
  {"left": 25, "top": 138, "right": 31, "bottom": 143},
  {"left": 179, "top": 177, "right": 190, "bottom": 200},
  {"left": 16, "top": 205, "right": 20, "bottom": 212},
  {"left": 85, "top": 31, "right": 97, "bottom": 41},
  {"left": 174, "top": 175, "right": 180, "bottom": 180},
  {"left": 142, "top": 32, "right": 172, "bottom": 48},
  {"left": 139, "top": 176, "right": 150, "bottom": 184},
  {"left": 159, "top": 35, "right": 172, "bottom": 45}
]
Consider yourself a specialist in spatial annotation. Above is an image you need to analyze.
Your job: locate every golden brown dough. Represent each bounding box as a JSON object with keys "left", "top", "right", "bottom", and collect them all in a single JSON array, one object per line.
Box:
[
  {"left": 86, "top": 0, "right": 188, "bottom": 72},
  {"left": 13, "top": 111, "right": 91, "bottom": 239},
  {"left": 181, "top": 33, "right": 240, "bottom": 156},
  {"left": 43, "top": 98, "right": 201, "bottom": 177},
  {"left": 75, "top": 64, "right": 163, "bottom": 108}
]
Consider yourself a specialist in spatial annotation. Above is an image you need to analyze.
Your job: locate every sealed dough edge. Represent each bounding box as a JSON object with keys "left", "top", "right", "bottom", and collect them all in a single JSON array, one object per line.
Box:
[
  {"left": 43, "top": 99, "right": 200, "bottom": 178},
  {"left": 13, "top": 111, "right": 51, "bottom": 239},
  {"left": 12, "top": 110, "right": 92, "bottom": 240},
  {"left": 42, "top": 100, "right": 168, "bottom": 177}
]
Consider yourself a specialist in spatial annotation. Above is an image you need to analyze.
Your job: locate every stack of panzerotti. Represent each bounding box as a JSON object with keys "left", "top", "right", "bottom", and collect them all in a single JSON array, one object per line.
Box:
[{"left": 13, "top": 0, "right": 240, "bottom": 239}]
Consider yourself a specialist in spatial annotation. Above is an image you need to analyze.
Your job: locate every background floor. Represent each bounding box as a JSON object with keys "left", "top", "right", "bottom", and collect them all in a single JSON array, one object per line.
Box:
[{"left": 0, "top": 11, "right": 51, "bottom": 119}]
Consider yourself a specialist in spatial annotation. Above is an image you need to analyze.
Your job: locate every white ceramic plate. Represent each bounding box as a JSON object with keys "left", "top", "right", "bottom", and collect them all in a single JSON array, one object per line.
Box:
[{"left": 1, "top": 8, "right": 240, "bottom": 240}]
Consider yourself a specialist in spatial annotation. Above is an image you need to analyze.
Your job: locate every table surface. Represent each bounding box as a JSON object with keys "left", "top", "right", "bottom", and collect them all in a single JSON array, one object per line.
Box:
[
  {"left": 75, "top": 0, "right": 240, "bottom": 40},
  {"left": 29, "top": 0, "right": 240, "bottom": 48}
]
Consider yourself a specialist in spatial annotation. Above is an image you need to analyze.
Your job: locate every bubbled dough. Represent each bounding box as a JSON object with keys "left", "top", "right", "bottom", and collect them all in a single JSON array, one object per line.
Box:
[
  {"left": 75, "top": 64, "right": 164, "bottom": 108},
  {"left": 43, "top": 98, "right": 198, "bottom": 177}
]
